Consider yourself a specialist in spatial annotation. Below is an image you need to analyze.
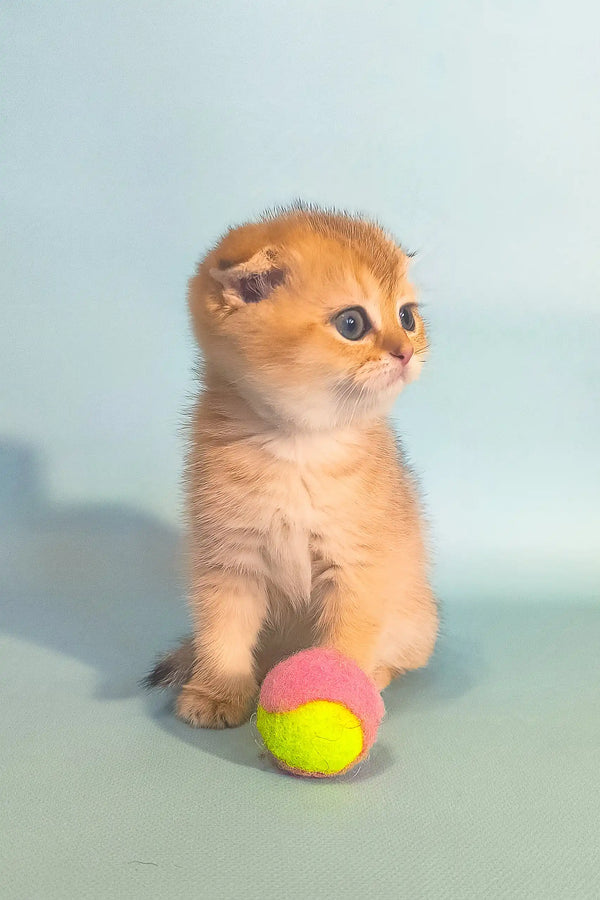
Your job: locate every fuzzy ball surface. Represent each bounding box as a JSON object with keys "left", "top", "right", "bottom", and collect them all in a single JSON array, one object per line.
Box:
[{"left": 256, "top": 648, "right": 385, "bottom": 777}]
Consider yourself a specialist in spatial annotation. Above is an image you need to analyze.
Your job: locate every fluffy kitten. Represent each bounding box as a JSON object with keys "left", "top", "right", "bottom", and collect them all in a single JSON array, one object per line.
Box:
[{"left": 146, "top": 205, "right": 438, "bottom": 728}]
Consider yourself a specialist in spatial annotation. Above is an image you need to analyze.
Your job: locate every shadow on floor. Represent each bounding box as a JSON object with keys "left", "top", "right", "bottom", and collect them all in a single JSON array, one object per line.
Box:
[
  {"left": 0, "top": 437, "right": 482, "bottom": 777},
  {"left": 0, "top": 438, "right": 186, "bottom": 700}
]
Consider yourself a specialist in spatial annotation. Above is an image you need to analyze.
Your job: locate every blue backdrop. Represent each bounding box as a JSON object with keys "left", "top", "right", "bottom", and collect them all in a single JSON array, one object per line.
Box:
[{"left": 2, "top": 1, "right": 598, "bottom": 592}]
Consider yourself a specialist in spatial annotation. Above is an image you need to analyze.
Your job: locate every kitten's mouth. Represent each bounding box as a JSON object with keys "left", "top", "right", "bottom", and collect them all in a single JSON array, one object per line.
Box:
[
  {"left": 339, "top": 365, "right": 406, "bottom": 402},
  {"left": 368, "top": 363, "right": 407, "bottom": 391},
  {"left": 335, "top": 363, "right": 408, "bottom": 414}
]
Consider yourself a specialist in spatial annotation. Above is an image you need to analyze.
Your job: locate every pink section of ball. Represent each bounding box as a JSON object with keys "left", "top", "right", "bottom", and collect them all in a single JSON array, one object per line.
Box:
[{"left": 259, "top": 647, "right": 385, "bottom": 752}]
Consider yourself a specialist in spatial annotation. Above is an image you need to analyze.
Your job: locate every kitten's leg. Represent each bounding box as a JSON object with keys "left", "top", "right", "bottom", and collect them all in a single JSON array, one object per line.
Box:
[
  {"left": 176, "top": 569, "right": 267, "bottom": 729},
  {"left": 315, "top": 569, "right": 385, "bottom": 679},
  {"left": 316, "top": 569, "right": 438, "bottom": 689},
  {"left": 370, "top": 664, "right": 401, "bottom": 691},
  {"left": 374, "top": 579, "right": 439, "bottom": 688}
]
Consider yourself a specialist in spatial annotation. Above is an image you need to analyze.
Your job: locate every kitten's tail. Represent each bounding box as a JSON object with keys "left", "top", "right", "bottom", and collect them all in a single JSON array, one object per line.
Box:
[{"left": 142, "top": 636, "right": 195, "bottom": 690}]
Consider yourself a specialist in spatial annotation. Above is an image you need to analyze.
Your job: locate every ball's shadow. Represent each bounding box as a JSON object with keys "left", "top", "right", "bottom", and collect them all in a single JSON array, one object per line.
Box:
[{"left": 145, "top": 689, "right": 397, "bottom": 781}]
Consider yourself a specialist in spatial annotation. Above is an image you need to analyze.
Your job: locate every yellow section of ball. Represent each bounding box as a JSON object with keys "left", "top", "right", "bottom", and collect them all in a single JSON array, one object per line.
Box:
[{"left": 256, "top": 700, "right": 364, "bottom": 775}]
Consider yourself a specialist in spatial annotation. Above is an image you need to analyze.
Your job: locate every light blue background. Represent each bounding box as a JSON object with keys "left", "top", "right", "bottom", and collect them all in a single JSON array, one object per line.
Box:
[
  {"left": 2, "top": 4, "right": 599, "bottom": 898},
  {"left": 3, "top": 0, "right": 598, "bottom": 589}
]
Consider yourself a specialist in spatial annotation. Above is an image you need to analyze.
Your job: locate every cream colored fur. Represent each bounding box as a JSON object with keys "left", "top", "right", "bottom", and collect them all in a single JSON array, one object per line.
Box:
[{"left": 165, "top": 206, "right": 438, "bottom": 728}]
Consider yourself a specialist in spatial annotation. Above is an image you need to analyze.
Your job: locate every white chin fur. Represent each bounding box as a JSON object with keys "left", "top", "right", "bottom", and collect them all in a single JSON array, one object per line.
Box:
[
  {"left": 402, "top": 358, "right": 423, "bottom": 385},
  {"left": 239, "top": 364, "right": 421, "bottom": 432}
]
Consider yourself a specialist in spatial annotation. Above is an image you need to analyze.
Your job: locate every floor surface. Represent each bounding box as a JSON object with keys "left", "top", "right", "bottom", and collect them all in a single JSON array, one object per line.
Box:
[{"left": 1, "top": 509, "right": 599, "bottom": 899}]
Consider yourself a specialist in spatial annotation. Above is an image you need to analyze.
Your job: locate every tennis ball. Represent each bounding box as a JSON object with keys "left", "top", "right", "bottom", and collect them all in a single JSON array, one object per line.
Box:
[{"left": 256, "top": 648, "right": 385, "bottom": 777}]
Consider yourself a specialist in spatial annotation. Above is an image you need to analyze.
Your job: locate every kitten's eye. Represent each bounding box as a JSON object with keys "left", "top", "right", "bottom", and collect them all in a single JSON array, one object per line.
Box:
[
  {"left": 399, "top": 304, "right": 416, "bottom": 332},
  {"left": 333, "top": 307, "right": 371, "bottom": 341}
]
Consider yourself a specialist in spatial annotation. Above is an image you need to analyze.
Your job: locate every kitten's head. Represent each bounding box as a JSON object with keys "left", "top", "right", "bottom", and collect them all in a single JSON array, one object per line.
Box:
[{"left": 189, "top": 205, "right": 428, "bottom": 430}]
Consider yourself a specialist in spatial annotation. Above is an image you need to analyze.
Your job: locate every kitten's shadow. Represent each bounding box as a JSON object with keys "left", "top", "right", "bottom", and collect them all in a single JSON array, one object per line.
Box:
[
  {"left": 384, "top": 607, "right": 483, "bottom": 719},
  {"left": 0, "top": 438, "right": 481, "bottom": 778}
]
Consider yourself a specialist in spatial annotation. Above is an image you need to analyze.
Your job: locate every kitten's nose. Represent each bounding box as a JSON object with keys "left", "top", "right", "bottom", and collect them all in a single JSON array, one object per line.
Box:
[{"left": 390, "top": 344, "right": 414, "bottom": 366}]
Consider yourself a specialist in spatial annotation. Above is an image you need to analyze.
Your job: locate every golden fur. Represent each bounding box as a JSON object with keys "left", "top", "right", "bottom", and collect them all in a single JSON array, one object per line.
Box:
[{"left": 149, "top": 205, "right": 438, "bottom": 728}]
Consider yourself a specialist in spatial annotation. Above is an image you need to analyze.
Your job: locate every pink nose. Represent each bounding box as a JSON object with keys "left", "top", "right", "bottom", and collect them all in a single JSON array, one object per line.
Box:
[{"left": 390, "top": 344, "right": 413, "bottom": 366}]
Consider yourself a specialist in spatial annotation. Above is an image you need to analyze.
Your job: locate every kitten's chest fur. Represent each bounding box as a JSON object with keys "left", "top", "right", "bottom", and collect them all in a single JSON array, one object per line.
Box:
[
  {"left": 251, "top": 430, "right": 364, "bottom": 605},
  {"left": 264, "top": 496, "right": 313, "bottom": 604},
  {"left": 196, "top": 419, "right": 391, "bottom": 609}
]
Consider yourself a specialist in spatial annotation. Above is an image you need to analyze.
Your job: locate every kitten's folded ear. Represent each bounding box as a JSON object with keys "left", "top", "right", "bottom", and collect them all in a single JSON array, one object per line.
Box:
[{"left": 209, "top": 247, "right": 286, "bottom": 306}]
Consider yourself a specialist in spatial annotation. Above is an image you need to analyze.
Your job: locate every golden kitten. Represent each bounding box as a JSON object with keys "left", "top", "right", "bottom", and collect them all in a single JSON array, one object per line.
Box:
[{"left": 146, "top": 204, "right": 438, "bottom": 728}]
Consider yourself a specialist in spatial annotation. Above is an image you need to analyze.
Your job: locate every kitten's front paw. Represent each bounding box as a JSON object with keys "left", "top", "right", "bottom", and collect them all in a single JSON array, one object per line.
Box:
[{"left": 176, "top": 679, "right": 256, "bottom": 729}]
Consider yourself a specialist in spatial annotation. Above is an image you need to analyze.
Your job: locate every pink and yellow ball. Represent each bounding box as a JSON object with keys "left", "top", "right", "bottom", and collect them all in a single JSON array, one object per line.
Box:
[{"left": 256, "top": 648, "right": 385, "bottom": 777}]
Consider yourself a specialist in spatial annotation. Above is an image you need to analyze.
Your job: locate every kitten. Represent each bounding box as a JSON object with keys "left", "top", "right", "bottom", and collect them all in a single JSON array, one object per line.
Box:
[{"left": 145, "top": 204, "right": 438, "bottom": 728}]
